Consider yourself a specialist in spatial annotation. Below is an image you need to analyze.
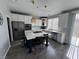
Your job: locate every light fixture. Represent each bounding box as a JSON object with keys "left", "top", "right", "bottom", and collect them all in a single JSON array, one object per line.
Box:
[
  {"left": 31, "top": 0, "right": 47, "bottom": 8},
  {"left": 0, "top": 13, "right": 3, "bottom": 25},
  {"left": 32, "top": 0, "right": 35, "bottom": 5},
  {"left": 45, "top": 5, "right": 47, "bottom": 8}
]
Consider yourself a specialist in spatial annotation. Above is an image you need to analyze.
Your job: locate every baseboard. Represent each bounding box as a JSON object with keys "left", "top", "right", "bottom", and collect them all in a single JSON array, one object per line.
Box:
[
  {"left": 3, "top": 45, "right": 11, "bottom": 59},
  {"left": 51, "top": 39, "right": 67, "bottom": 45}
]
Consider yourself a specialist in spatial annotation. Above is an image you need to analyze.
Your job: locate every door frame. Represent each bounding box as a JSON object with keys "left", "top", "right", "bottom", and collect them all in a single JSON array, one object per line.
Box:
[{"left": 7, "top": 17, "right": 12, "bottom": 45}]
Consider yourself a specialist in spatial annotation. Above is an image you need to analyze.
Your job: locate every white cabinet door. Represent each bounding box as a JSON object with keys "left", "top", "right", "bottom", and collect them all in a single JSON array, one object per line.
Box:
[
  {"left": 11, "top": 14, "right": 25, "bottom": 21},
  {"left": 11, "top": 14, "right": 18, "bottom": 21},
  {"left": 57, "top": 33, "right": 65, "bottom": 44},
  {"left": 11, "top": 14, "right": 32, "bottom": 24},
  {"left": 24, "top": 16, "right": 32, "bottom": 24},
  {"left": 17, "top": 15, "right": 25, "bottom": 21}
]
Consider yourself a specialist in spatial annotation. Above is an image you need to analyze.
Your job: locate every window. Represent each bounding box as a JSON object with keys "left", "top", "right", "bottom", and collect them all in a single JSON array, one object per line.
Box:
[
  {"left": 47, "top": 17, "right": 59, "bottom": 30},
  {"left": 32, "top": 19, "right": 42, "bottom": 26},
  {"left": 32, "top": 18, "right": 42, "bottom": 31}
]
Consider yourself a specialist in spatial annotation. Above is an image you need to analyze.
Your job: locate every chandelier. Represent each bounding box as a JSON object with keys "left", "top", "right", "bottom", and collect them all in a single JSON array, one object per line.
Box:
[{"left": 31, "top": 0, "right": 47, "bottom": 8}]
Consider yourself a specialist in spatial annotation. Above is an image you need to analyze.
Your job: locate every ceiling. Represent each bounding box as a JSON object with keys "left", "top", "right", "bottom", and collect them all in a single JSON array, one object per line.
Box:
[{"left": 5, "top": 0, "right": 79, "bottom": 17}]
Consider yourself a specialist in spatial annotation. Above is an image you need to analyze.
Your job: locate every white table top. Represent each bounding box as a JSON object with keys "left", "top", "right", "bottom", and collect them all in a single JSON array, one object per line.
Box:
[
  {"left": 25, "top": 30, "right": 36, "bottom": 40},
  {"left": 25, "top": 30, "right": 48, "bottom": 40}
]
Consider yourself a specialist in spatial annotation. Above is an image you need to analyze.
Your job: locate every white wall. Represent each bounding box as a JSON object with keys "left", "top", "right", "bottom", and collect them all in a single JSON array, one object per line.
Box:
[{"left": 0, "top": 0, "right": 10, "bottom": 59}]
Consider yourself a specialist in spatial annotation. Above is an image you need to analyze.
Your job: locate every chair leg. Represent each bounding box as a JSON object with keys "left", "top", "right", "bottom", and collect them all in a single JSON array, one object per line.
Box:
[
  {"left": 27, "top": 40, "right": 32, "bottom": 53},
  {"left": 45, "top": 37, "right": 48, "bottom": 47}
]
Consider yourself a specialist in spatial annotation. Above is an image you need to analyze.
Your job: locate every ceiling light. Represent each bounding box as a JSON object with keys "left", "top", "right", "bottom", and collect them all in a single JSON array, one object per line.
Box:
[
  {"left": 45, "top": 5, "right": 47, "bottom": 8},
  {"left": 32, "top": 0, "right": 35, "bottom": 5},
  {"left": 31, "top": 0, "right": 48, "bottom": 8}
]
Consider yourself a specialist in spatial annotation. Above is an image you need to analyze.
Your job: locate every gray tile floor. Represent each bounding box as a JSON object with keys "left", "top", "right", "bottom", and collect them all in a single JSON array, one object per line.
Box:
[{"left": 5, "top": 39, "right": 77, "bottom": 59}]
